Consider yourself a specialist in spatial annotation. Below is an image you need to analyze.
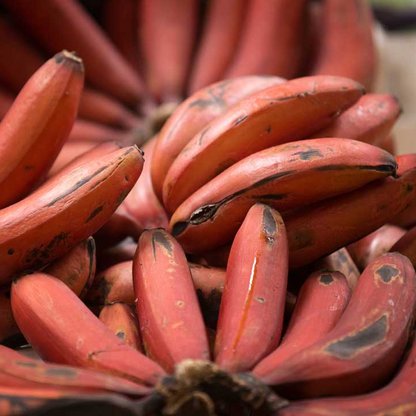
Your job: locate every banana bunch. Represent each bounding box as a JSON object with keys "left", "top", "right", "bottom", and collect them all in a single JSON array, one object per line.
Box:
[
  {"left": 0, "top": 1, "right": 415, "bottom": 415},
  {"left": 0, "top": 0, "right": 377, "bottom": 142}
]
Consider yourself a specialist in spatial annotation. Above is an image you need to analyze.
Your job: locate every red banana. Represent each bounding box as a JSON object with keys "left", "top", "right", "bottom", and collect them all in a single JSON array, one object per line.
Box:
[
  {"left": 0, "top": 50, "right": 84, "bottom": 209},
  {"left": 225, "top": 0, "right": 307, "bottom": 79},
  {"left": 254, "top": 270, "right": 351, "bottom": 375},
  {"left": 256, "top": 252, "right": 416, "bottom": 398},
  {"left": 347, "top": 225, "right": 407, "bottom": 270},
  {"left": 308, "top": 94, "right": 402, "bottom": 145},
  {"left": 311, "top": 0, "right": 377, "bottom": 90},
  {"left": 138, "top": 0, "right": 199, "bottom": 103},
  {"left": 163, "top": 76, "right": 365, "bottom": 213},
  {"left": 187, "top": 0, "right": 247, "bottom": 93},
  {"left": 215, "top": 204, "right": 288, "bottom": 373},
  {"left": 152, "top": 75, "right": 285, "bottom": 201},
  {"left": 3, "top": 0, "right": 148, "bottom": 106},
  {"left": 0, "top": 345, "right": 147, "bottom": 396},
  {"left": 133, "top": 229, "right": 210, "bottom": 372},
  {"left": 11, "top": 272, "right": 165, "bottom": 386},
  {"left": 286, "top": 169, "right": 416, "bottom": 269},
  {"left": 99, "top": 303, "right": 143, "bottom": 353},
  {"left": 170, "top": 138, "right": 397, "bottom": 254},
  {"left": 0, "top": 145, "right": 143, "bottom": 284},
  {"left": 101, "top": 0, "right": 142, "bottom": 74}
]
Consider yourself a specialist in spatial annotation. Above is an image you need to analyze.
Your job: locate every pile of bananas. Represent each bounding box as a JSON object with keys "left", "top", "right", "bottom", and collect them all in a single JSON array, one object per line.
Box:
[{"left": 0, "top": 1, "right": 415, "bottom": 415}]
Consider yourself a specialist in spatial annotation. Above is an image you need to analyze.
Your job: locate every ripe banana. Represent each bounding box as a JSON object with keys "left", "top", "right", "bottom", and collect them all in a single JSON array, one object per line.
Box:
[
  {"left": 152, "top": 75, "right": 286, "bottom": 201},
  {"left": 0, "top": 345, "right": 147, "bottom": 396},
  {"left": 347, "top": 225, "right": 406, "bottom": 271},
  {"left": 99, "top": 303, "right": 143, "bottom": 353},
  {"left": 187, "top": 0, "right": 247, "bottom": 94},
  {"left": 123, "top": 136, "right": 169, "bottom": 230},
  {"left": 133, "top": 229, "right": 210, "bottom": 372},
  {"left": 101, "top": 0, "right": 142, "bottom": 75},
  {"left": 0, "top": 237, "right": 95, "bottom": 345},
  {"left": 2, "top": 0, "right": 148, "bottom": 106},
  {"left": 308, "top": 94, "right": 402, "bottom": 145},
  {"left": 255, "top": 252, "right": 416, "bottom": 398},
  {"left": 254, "top": 270, "right": 351, "bottom": 375},
  {"left": 138, "top": 0, "right": 198, "bottom": 103},
  {"left": 311, "top": 0, "right": 377, "bottom": 91},
  {"left": 0, "top": 145, "right": 143, "bottom": 284},
  {"left": 215, "top": 204, "right": 288, "bottom": 373},
  {"left": 279, "top": 328, "right": 416, "bottom": 415},
  {"left": 224, "top": 0, "right": 307, "bottom": 79},
  {"left": 170, "top": 138, "right": 397, "bottom": 254},
  {"left": 11, "top": 272, "right": 165, "bottom": 386},
  {"left": 286, "top": 168, "right": 416, "bottom": 269},
  {"left": 163, "top": 76, "right": 365, "bottom": 213},
  {"left": 0, "top": 50, "right": 84, "bottom": 209}
]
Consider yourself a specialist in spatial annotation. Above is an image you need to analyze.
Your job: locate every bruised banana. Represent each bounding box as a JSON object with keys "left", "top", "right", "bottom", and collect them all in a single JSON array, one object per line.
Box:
[
  {"left": 254, "top": 252, "right": 416, "bottom": 398},
  {"left": 280, "top": 327, "right": 416, "bottom": 415},
  {"left": 11, "top": 272, "right": 165, "bottom": 386},
  {"left": 0, "top": 50, "right": 83, "bottom": 209},
  {"left": 133, "top": 229, "right": 210, "bottom": 372},
  {"left": 215, "top": 204, "right": 288, "bottom": 373},
  {"left": 170, "top": 138, "right": 397, "bottom": 254},
  {"left": 347, "top": 224, "right": 406, "bottom": 271},
  {"left": 99, "top": 303, "right": 143, "bottom": 353},
  {"left": 0, "top": 145, "right": 143, "bottom": 285},
  {"left": 254, "top": 270, "right": 351, "bottom": 376},
  {"left": 286, "top": 168, "right": 416, "bottom": 269},
  {"left": 163, "top": 76, "right": 365, "bottom": 213},
  {"left": 152, "top": 75, "right": 286, "bottom": 201},
  {"left": 308, "top": 94, "right": 402, "bottom": 145}
]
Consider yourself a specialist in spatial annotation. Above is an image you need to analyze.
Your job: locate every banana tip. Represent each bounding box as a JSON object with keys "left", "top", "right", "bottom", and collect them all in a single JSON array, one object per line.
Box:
[{"left": 54, "top": 50, "right": 84, "bottom": 73}]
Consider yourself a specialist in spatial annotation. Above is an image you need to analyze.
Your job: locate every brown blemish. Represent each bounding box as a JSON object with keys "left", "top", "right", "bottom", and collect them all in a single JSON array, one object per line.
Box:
[
  {"left": 116, "top": 331, "right": 126, "bottom": 341},
  {"left": 198, "top": 126, "right": 211, "bottom": 146},
  {"left": 325, "top": 315, "right": 388, "bottom": 359},
  {"left": 256, "top": 297, "right": 265, "bottom": 303},
  {"left": 151, "top": 230, "right": 173, "bottom": 261},
  {"left": 234, "top": 115, "right": 248, "bottom": 126},
  {"left": 86, "top": 205, "right": 103, "bottom": 223},
  {"left": 24, "top": 165, "right": 35, "bottom": 171},
  {"left": 262, "top": 206, "right": 277, "bottom": 245},
  {"left": 291, "top": 228, "right": 314, "bottom": 251},
  {"left": 176, "top": 301, "right": 184, "bottom": 307},
  {"left": 376, "top": 265, "right": 399, "bottom": 283},
  {"left": 7, "top": 249, "right": 14, "bottom": 255},
  {"left": 44, "top": 367, "right": 77, "bottom": 377},
  {"left": 319, "top": 273, "right": 334, "bottom": 285},
  {"left": 294, "top": 148, "right": 323, "bottom": 161},
  {"left": 16, "top": 361, "right": 38, "bottom": 368}
]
